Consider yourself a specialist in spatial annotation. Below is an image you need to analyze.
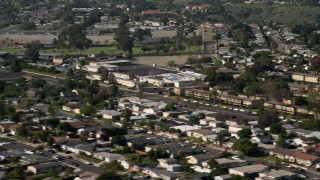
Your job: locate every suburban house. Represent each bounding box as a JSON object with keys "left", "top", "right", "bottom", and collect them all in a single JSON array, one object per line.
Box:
[
  {"left": 62, "top": 102, "right": 83, "bottom": 114},
  {"left": 269, "top": 147, "right": 320, "bottom": 167},
  {"left": 286, "top": 128, "right": 312, "bottom": 137},
  {"left": 58, "top": 140, "right": 94, "bottom": 156},
  {"left": 186, "top": 129, "right": 215, "bottom": 139},
  {"left": 205, "top": 113, "right": 232, "bottom": 121},
  {"left": 269, "top": 147, "right": 296, "bottom": 160},
  {"left": 186, "top": 153, "right": 218, "bottom": 165},
  {"left": 93, "top": 152, "right": 125, "bottom": 163},
  {"left": 256, "top": 170, "right": 296, "bottom": 180},
  {"left": 229, "top": 164, "right": 269, "bottom": 177},
  {"left": 225, "top": 119, "right": 245, "bottom": 127},
  {"left": 157, "top": 158, "right": 178, "bottom": 169},
  {"left": 251, "top": 136, "right": 271, "bottom": 143},
  {"left": 293, "top": 151, "right": 320, "bottom": 167},
  {"left": 25, "top": 88, "right": 42, "bottom": 98},
  {"left": 68, "top": 121, "right": 99, "bottom": 130},
  {"left": 212, "top": 158, "right": 248, "bottom": 169},
  {"left": 98, "top": 110, "right": 121, "bottom": 120},
  {"left": 59, "top": 91, "right": 79, "bottom": 102},
  {"left": 27, "top": 162, "right": 64, "bottom": 174},
  {"left": 0, "top": 123, "right": 21, "bottom": 135},
  {"left": 213, "top": 175, "right": 232, "bottom": 180},
  {"left": 77, "top": 125, "right": 105, "bottom": 138}
]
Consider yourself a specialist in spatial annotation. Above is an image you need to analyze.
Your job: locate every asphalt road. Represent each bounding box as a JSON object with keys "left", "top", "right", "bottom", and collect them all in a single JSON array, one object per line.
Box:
[{"left": 266, "top": 28, "right": 287, "bottom": 54}]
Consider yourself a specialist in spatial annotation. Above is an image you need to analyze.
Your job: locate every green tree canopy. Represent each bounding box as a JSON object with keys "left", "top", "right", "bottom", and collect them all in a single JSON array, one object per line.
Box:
[
  {"left": 54, "top": 24, "right": 92, "bottom": 51},
  {"left": 80, "top": 105, "right": 94, "bottom": 116},
  {"left": 237, "top": 128, "right": 252, "bottom": 139},
  {"left": 232, "top": 139, "right": 258, "bottom": 156},
  {"left": 258, "top": 110, "right": 279, "bottom": 128},
  {"left": 24, "top": 40, "right": 42, "bottom": 61}
]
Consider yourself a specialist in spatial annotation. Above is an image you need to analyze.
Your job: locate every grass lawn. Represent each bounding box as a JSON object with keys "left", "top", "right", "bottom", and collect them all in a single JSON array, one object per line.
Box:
[
  {"left": 9, "top": 136, "right": 30, "bottom": 143},
  {"left": 29, "top": 172, "right": 59, "bottom": 180},
  {"left": 76, "top": 154, "right": 102, "bottom": 164},
  {"left": 24, "top": 68, "right": 67, "bottom": 78},
  {"left": 257, "top": 155, "right": 289, "bottom": 166},
  {"left": 0, "top": 45, "right": 200, "bottom": 56}
]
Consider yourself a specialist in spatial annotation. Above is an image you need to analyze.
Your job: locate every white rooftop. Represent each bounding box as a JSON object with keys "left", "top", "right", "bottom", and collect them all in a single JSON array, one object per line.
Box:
[{"left": 170, "top": 125, "right": 200, "bottom": 132}]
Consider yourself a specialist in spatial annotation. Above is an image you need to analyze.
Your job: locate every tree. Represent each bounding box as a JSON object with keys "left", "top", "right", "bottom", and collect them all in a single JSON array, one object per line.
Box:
[
  {"left": 66, "top": 69, "right": 74, "bottom": 77},
  {"left": 179, "top": 157, "right": 193, "bottom": 173},
  {"left": 9, "top": 59, "right": 22, "bottom": 72},
  {"left": 164, "top": 102, "right": 176, "bottom": 111},
  {"left": 270, "top": 123, "right": 283, "bottom": 134},
  {"left": 294, "top": 96, "right": 308, "bottom": 106},
  {"left": 54, "top": 24, "right": 92, "bottom": 51},
  {"left": 129, "top": 72, "right": 136, "bottom": 80},
  {"left": 57, "top": 122, "right": 74, "bottom": 132},
  {"left": 166, "top": 60, "right": 176, "bottom": 67},
  {"left": 141, "top": 46, "right": 151, "bottom": 54},
  {"left": 80, "top": 105, "right": 94, "bottom": 116},
  {"left": 30, "top": 79, "right": 46, "bottom": 88},
  {"left": 147, "top": 148, "right": 169, "bottom": 160},
  {"left": 98, "top": 67, "right": 109, "bottom": 81},
  {"left": 121, "top": 109, "right": 132, "bottom": 122},
  {"left": 237, "top": 128, "right": 252, "bottom": 139},
  {"left": 35, "top": 130, "right": 50, "bottom": 142},
  {"left": 87, "top": 80, "right": 100, "bottom": 96},
  {"left": 111, "top": 135, "right": 126, "bottom": 146},
  {"left": 276, "top": 134, "right": 288, "bottom": 148},
  {"left": 109, "top": 85, "right": 119, "bottom": 97},
  {"left": 0, "top": 101, "right": 6, "bottom": 117},
  {"left": 134, "top": 28, "right": 152, "bottom": 42},
  {"left": 6, "top": 166, "right": 26, "bottom": 179},
  {"left": 97, "top": 172, "right": 122, "bottom": 180},
  {"left": 258, "top": 110, "right": 279, "bottom": 128},
  {"left": 208, "top": 159, "right": 227, "bottom": 176},
  {"left": 232, "top": 139, "right": 258, "bottom": 156},
  {"left": 16, "top": 126, "right": 28, "bottom": 137},
  {"left": 189, "top": 116, "right": 200, "bottom": 125},
  {"left": 101, "top": 128, "right": 127, "bottom": 139},
  {"left": 64, "top": 78, "right": 76, "bottom": 90},
  {"left": 24, "top": 40, "right": 42, "bottom": 61},
  {"left": 310, "top": 57, "right": 320, "bottom": 74},
  {"left": 115, "top": 16, "right": 133, "bottom": 53},
  {"left": 18, "top": 22, "right": 36, "bottom": 30},
  {"left": 100, "top": 161, "right": 124, "bottom": 172}
]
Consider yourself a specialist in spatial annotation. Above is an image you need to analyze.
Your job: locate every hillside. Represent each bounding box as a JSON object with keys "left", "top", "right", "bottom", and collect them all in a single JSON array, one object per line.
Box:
[{"left": 225, "top": 3, "right": 320, "bottom": 24}]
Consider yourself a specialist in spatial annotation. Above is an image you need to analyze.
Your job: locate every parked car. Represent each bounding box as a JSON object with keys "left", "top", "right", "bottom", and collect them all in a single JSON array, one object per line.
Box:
[{"left": 83, "top": 161, "right": 92, "bottom": 165}]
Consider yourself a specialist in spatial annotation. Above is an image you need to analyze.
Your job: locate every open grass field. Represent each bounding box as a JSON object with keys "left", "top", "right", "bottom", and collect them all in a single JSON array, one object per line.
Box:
[
  {"left": 225, "top": 4, "right": 320, "bottom": 24},
  {"left": 0, "top": 45, "right": 200, "bottom": 56},
  {"left": 135, "top": 55, "right": 192, "bottom": 66},
  {"left": 173, "top": 0, "right": 198, "bottom": 5}
]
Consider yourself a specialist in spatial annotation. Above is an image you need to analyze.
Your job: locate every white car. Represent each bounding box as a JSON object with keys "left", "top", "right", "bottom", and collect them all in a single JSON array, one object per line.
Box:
[
  {"left": 231, "top": 156, "right": 240, "bottom": 160},
  {"left": 298, "top": 174, "right": 307, "bottom": 178},
  {"left": 83, "top": 161, "right": 92, "bottom": 165}
]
